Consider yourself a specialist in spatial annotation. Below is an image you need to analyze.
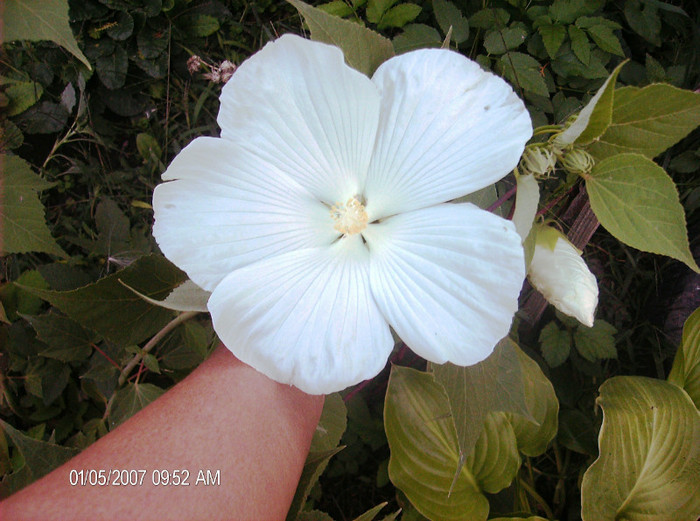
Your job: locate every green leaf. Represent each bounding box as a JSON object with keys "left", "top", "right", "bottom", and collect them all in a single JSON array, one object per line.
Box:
[
  {"left": 136, "top": 132, "right": 162, "bottom": 163},
  {"left": 367, "top": 0, "right": 398, "bottom": 23},
  {"left": 180, "top": 14, "right": 220, "bottom": 37},
  {"left": 483, "top": 27, "right": 528, "bottom": 55},
  {"left": 668, "top": 307, "right": 700, "bottom": 409},
  {"left": 467, "top": 412, "right": 521, "bottom": 493},
  {"left": 587, "top": 84, "right": 700, "bottom": 160},
  {"left": 506, "top": 345, "right": 559, "bottom": 456},
  {"left": 0, "top": 419, "right": 79, "bottom": 497},
  {"left": 298, "top": 511, "right": 335, "bottom": 521},
  {"left": 433, "top": 0, "right": 469, "bottom": 43},
  {"left": 317, "top": 1, "right": 355, "bottom": 18},
  {"left": 96, "top": 45, "right": 128, "bottom": 90},
  {"left": 287, "top": 447, "right": 345, "bottom": 521},
  {"left": 385, "top": 366, "right": 489, "bottom": 521},
  {"left": 123, "top": 279, "right": 210, "bottom": 313},
  {"left": 2, "top": 0, "right": 91, "bottom": 69},
  {"left": 499, "top": 52, "right": 549, "bottom": 97},
  {"left": 108, "top": 382, "right": 165, "bottom": 429},
  {"left": 287, "top": 0, "right": 394, "bottom": 77},
  {"left": 586, "top": 153, "right": 699, "bottom": 272},
  {"left": 5, "top": 81, "right": 44, "bottom": 117},
  {"left": 24, "top": 311, "right": 96, "bottom": 362},
  {"left": 431, "top": 338, "right": 531, "bottom": 463},
  {"left": 582, "top": 24, "right": 624, "bottom": 56},
  {"left": 95, "top": 197, "right": 131, "bottom": 257},
  {"left": 558, "top": 409, "right": 598, "bottom": 455},
  {"left": 574, "top": 320, "right": 617, "bottom": 362},
  {"left": 568, "top": 25, "right": 590, "bottom": 65},
  {"left": 538, "top": 23, "right": 566, "bottom": 58},
  {"left": 539, "top": 321, "right": 571, "bottom": 368},
  {"left": 0, "top": 154, "right": 66, "bottom": 257},
  {"left": 393, "top": 24, "right": 443, "bottom": 53},
  {"left": 353, "top": 502, "right": 389, "bottom": 521},
  {"left": 22, "top": 254, "right": 188, "bottom": 346},
  {"left": 581, "top": 376, "right": 700, "bottom": 521},
  {"left": 311, "top": 393, "right": 347, "bottom": 452},
  {"left": 624, "top": 0, "right": 661, "bottom": 46},
  {"left": 555, "top": 61, "right": 626, "bottom": 146},
  {"left": 469, "top": 8, "right": 510, "bottom": 29},
  {"left": 160, "top": 321, "right": 209, "bottom": 370},
  {"left": 106, "top": 11, "right": 134, "bottom": 41},
  {"left": 378, "top": 3, "right": 422, "bottom": 29}
]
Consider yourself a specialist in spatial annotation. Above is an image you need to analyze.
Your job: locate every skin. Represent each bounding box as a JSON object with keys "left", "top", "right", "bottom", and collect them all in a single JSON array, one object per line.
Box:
[{"left": 0, "top": 344, "right": 324, "bottom": 521}]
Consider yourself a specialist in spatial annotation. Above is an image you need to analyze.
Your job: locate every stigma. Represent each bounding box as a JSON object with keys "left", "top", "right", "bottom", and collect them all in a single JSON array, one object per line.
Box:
[{"left": 330, "top": 196, "right": 368, "bottom": 235}]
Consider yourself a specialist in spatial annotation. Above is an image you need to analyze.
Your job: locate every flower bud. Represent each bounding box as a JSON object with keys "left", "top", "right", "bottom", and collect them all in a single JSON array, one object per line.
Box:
[
  {"left": 560, "top": 148, "right": 595, "bottom": 177},
  {"left": 519, "top": 146, "right": 557, "bottom": 178},
  {"left": 528, "top": 226, "right": 598, "bottom": 327}
]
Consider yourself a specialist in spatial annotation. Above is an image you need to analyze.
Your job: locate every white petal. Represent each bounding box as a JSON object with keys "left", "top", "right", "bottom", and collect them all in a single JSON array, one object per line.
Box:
[
  {"left": 363, "top": 204, "right": 525, "bottom": 365},
  {"left": 153, "top": 137, "right": 337, "bottom": 291},
  {"left": 363, "top": 49, "right": 532, "bottom": 219},
  {"left": 207, "top": 235, "right": 394, "bottom": 395},
  {"left": 528, "top": 228, "right": 599, "bottom": 327},
  {"left": 218, "top": 34, "right": 380, "bottom": 204}
]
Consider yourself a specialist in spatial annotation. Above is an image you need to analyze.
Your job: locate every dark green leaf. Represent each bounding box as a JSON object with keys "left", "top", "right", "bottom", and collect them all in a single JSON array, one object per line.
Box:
[
  {"left": 94, "top": 197, "right": 131, "bottom": 257},
  {"left": 288, "top": 0, "right": 394, "bottom": 76},
  {"left": 96, "top": 45, "right": 128, "bottom": 90},
  {"left": 21, "top": 254, "right": 188, "bottom": 346},
  {"left": 558, "top": 409, "right": 598, "bottom": 455},
  {"left": 16, "top": 101, "right": 69, "bottom": 134},
  {"left": 538, "top": 23, "right": 566, "bottom": 58},
  {"left": 137, "top": 24, "right": 169, "bottom": 59},
  {"left": 433, "top": 0, "right": 469, "bottom": 43},
  {"left": 181, "top": 14, "right": 220, "bottom": 37},
  {"left": 393, "top": 23, "right": 442, "bottom": 53},
  {"left": 539, "top": 321, "right": 571, "bottom": 367},
  {"left": 0, "top": 154, "right": 66, "bottom": 257},
  {"left": 367, "top": 0, "right": 398, "bottom": 24},
  {"left": 310, "top": 393, "right": 347, "bottom": 452},
  {"left": 24, "top": 311, "right": 96, "bottom": 362},
  {"left": 106, "top": 10, "right": 134, "bottom": 40},
  {"left": 500, "top": 52, "right": 549, "bottom": 97},
  {"left": 5, "top": 81, "right": 44, "bottom": 117},
  {"left": 469, "top": 8, "right": 510, "bottom": 29},
  {"left": 108, "top": 382, "right": 165, "bottom": 429},
  {"left": 287, "top": 447, "right": 344, "bottom": 521},
  {"left": 160, "top": 321, "right": 209, "bottom": 370},
  {"left": 583, "top": 24, "right": 624, "bottom": 57},
  {"left": 624, "top": 0, "right": 661, "bottom": 46},
  {"left": 574, "top": 320, "right": 617, "bottom": 362},
  {"left": 568, "top": 25, "right": 590, "bottom": 65},
  {"left": 379, "top": 4, "right": 422, "bottom": 29},
  {"left": 483, "top": 27, "right": 528, "bottom": 54}
]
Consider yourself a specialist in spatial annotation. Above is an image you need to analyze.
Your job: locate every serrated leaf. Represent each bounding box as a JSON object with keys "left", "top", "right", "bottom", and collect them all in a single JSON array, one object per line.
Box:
[
  {"left": 555, "top": 61, "right": 625, "bottom": 146},
  {"left": 587, "top": 84, "right": 700, "bottom": 160},
  {"left": 568, "top": 25, "right": 590, "bottom": 65},
  {"left": 500, "top": 52, "right": 549, "bottom": 97},
  {"left": 581, "top": 376, "right": 700, "bottom": 521},
  {"left": 433, "top": 0, "right": 469, "bottom": 43},
  {"left": 24, "top": 311, "right": 96, "bottom": 362},
  {"left": 431, "top": 338, "right": 532, "bottom": 463},
  {"left": 0, "top": 419, "right": 79, "bottom": 497},
  {"left": 21, "top": 254, "right": 188, "bottom": 346},
  {"left": 393, "top": 23, "right": 442, "bottom": 53},
  {"left": 108, "top": 382, "right": 165, "bottom": 429},
  {"left": 538, "top": 23, "right": 566, "bottom": 58},
  {"left": 483, "top": 27, "right": 528, "bottom": 55},
  {"left": 378, "top": 3, "right": 422, "bottom": 29},
  {"left": 469, "top": 8, "right": 510, "bottom": 29},
  {"left": 288, "top": 0, "right": 394, "bottom": 76},
  {"left": 317, "top": 1, "right": 355, "bottom": 18},
  {"left": 0, "top": 154, "right": 66, "bottom": 257},
  {"left": 5, "top": 81, "right": 44, "bottom": 117},
  {"left": 584, "top": 24, "right": 624, "bottom": 56},
  {"left": 539, "top": 321, "right": 571, "bottom": 368},
  {"left": 367, "top": 0, "right": 398, "bottom": 23},
  {"left": 668, "top": 307, "right": 700, "bottom": 409},
  {"left": 506, "top": 345, "right": 559, "bottom": 456},
  {"left": 574, "top": 320, "right": 617, "bottom": 362},
  {"left": 2, "top": 0, "right": 91, "bottom": 69},
  {"left": 385, "top": 366, "right": 489, "bottom": 521},
  {"left": 586, "top": 153, "right": 699, "bottom": 272}
]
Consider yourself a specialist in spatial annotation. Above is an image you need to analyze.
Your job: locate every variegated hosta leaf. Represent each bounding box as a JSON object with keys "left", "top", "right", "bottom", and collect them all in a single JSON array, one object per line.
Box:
[{"left": 581, "top": 376, "right": 700, "bottom": 521}]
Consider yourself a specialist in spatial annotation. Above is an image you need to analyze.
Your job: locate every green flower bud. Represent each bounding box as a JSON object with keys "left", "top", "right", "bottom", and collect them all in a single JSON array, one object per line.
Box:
[
  {"left": 519, "top": 146, "right": 557, "bottom": 178},
  {"left": 560, "top": 148, "right": 595, "bottom": 177}
]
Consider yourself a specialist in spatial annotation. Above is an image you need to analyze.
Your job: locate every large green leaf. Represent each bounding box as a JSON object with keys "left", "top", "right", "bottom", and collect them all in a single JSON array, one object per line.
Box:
[
  {"left": 506, "top": 346, "right": 559, "bottom": 456},
  {"left": 287, "top": 0, "right": 394, "bottom": 76},
  {"left": 2, "top": 0, "right": 91, "bottom": 69},
  {"left": 587, "top": 84, "right": 700, "bottom": 160},
  {"left": 22, "top": 255, "right": 188, "bottom": 346},
  {"left": 466, "top": 412, "right": 520, "bottom": 494},
  {"left": 555, "top": 61, "right": 626, "bottom": 146},
  {"left": 669, "top": 307, "right": 700, "bottom": 409},
  {"left": 107, "top": 382, "right": 165, "bottom": 429},
  {"left": 24, "top": 311, "right": 96, "bottom": 362},
  {"left": 0, "top": 419, "right": 79, "bottom": 497},
  {"left": 581, "top": 376, "right": 700, "bottom": 521},
  {"left": 385, "top": 366, "right": 489, "bottom": 521},
  {"left": 586, "top": 153, "right": 698, "bottom": 272},
  {"left": 431, "top": 338, "right": 531, "bottom": 464},
  {"left": 0, "top": 154, "right": 66, "bottom": 257}
]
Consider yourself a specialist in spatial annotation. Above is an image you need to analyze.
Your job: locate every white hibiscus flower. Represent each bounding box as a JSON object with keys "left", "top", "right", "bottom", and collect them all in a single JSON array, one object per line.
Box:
[{"left": 152, "top": 34, "right": 532, "bottom": 394}]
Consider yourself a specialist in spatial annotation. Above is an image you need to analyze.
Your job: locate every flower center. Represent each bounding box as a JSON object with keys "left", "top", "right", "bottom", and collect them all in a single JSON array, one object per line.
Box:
[{"left": 330, "top": 196, "right": 368, "bottom": 235}]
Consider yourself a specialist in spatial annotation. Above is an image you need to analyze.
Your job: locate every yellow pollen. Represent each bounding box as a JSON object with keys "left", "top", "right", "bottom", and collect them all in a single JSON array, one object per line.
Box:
[{"left": 330, "top": 197, "right": 368, "bottom": 235}]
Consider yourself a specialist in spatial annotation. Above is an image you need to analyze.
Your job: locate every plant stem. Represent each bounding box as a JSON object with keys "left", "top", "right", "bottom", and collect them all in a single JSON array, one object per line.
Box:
[
  {"left": 519, "top": 477, "right": 555, "bottom": 520},
  {"left": 117, "top": 311, "right": 199, "bottom": 386}
]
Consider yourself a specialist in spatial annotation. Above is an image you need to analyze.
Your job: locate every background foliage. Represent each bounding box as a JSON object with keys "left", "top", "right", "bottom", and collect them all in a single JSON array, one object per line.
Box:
[{"left": 1, "top": 0, "right": 699, "bottom": 520}]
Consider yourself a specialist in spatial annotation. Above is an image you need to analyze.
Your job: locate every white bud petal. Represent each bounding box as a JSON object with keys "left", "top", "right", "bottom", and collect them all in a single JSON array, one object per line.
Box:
[{"left": 528, "top": 227, "right": 598, "bottom": 327}]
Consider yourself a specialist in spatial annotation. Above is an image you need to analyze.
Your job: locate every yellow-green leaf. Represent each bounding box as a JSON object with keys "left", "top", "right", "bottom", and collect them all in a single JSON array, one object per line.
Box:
[
  {"left": 287, "top": 0, "right": 394, "bottom": 76},
  {"left": 586, "top": 153, "right": 698, "bottom": 272},
  {"left": 669, "top": 307, "right": 700, "bottom": 409},
  {"left": 587, "top": 84, "right": 700, "bottom": 160},
  {"left": 2, "top": 0, "right": 91, "bottom": 69},
  {"left": 581, "top": 376, "right": 700, "bottom": 521}
]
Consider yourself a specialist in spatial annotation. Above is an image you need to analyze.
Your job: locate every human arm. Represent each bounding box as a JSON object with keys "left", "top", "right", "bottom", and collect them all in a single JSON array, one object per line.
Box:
[{"left": 0, "top": 344, "right": 324, "bottom": 521}]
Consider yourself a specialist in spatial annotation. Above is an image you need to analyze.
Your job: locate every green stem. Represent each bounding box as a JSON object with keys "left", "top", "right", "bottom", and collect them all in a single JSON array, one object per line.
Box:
[{"left": 519, "top": 477, "right": 555, "bottom": 521}]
